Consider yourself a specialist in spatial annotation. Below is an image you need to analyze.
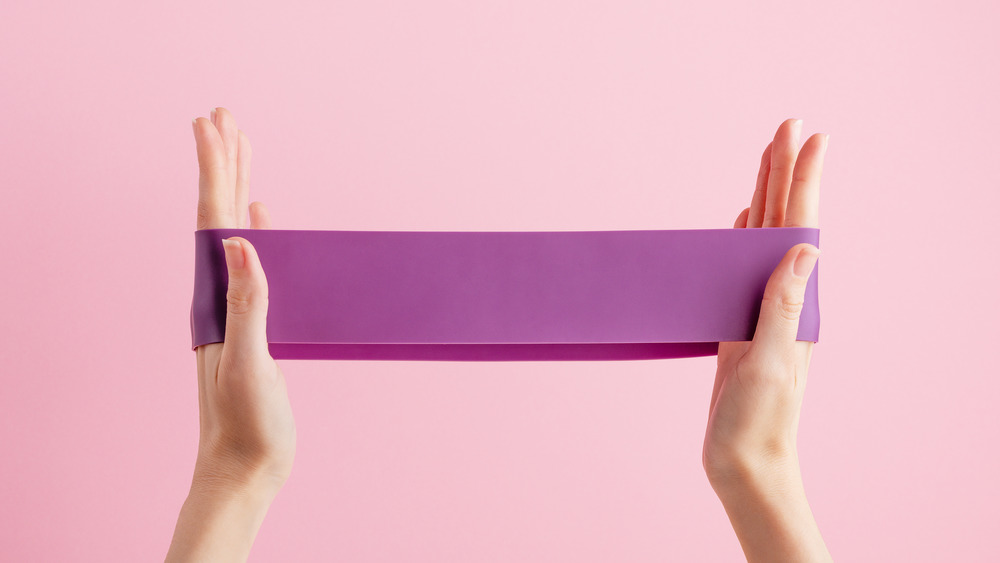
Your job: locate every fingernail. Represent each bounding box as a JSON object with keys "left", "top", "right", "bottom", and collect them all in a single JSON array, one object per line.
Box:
[
  {"left": 824, "top": 133, "right": 830, "bottom": 147},
  {"left": 192, "top": 118, "right": 197, "bottom": 132},
  {"left": 210, "top": 108, "right": 217, "bottom": 124},
  {"left": 222, "top": 238, "right": 245, "bottom": 270},
  {"left": 792, "top": 119, "right": 803, "bottom": 141},
  {"left": 793, "top": 245, "right": 820, "bottom": 278}
]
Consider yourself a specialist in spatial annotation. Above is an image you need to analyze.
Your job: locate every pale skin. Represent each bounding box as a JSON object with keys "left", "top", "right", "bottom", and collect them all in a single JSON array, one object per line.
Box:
[{"left": 166, "top": 109, "right": 831, "bottom": 562}]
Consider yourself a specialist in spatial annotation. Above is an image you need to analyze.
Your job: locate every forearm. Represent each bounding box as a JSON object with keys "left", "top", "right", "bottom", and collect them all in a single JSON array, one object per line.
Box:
[
  {"left": 165, "top": 478, "right": 277, "bottom": 563},
  {"left": 710, "top": 454, "right": 832, "bottom": 563}
]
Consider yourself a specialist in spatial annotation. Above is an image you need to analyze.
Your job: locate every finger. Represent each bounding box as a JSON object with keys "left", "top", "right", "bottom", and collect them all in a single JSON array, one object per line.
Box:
[
  {"left": 250, "top": 201, "right": 272, "bottom": 229},
  {"left": 219, "top": 236, "right": 272, "bottom": 370},
  {"left": 213, "top": 107, "right": 240, "bottom": 220},
  {"left": 784, "top": 133, "right": 828, "bottom": 229},
  {"left": 213, "top": 107, "right": 240, "bottom": 185},
  {"left": 747, "top": 243, "right": 820, "bottom": 364},
  {"left": 734, "top": 207, "right": 750, "bottom": 229},
  {"left": 762, "top": 119, "right": 802, "bottom": 228},
  {"left": 747, "top": 142, "right": 771, "bottom": 228},
  {"left": 235, "top": 130, "right": 253, "bottom": 228},
  {"left": 194, "top": 117, "right": 235, "bottom": 229}
]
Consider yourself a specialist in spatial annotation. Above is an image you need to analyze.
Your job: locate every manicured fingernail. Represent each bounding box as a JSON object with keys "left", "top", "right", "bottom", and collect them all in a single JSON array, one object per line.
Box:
[
  {"left": 824, "top": 133, "right": 830, "bottom": 146},
  {"left": 192, "top": 118, "right": 197, "bottom": 132},
  {"left": 793, "top": 245, "right": 820, "bottom": 278},
  {"left": 222, "top": 238, "right": 245, "bottom": 270},
  {"left": 792, "top": 119, "right": 803, "bottom": 141},
  {"left": 210, "top": 108, "right": 217, "bottom": 124}
]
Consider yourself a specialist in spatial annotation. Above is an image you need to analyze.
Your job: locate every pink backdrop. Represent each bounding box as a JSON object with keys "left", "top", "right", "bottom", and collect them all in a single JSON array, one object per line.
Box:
[{"left": 2, "top": 1, "right": 998, "bottom": 561}]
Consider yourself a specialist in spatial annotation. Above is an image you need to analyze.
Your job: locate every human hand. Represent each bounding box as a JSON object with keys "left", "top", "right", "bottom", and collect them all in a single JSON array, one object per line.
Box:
[
  {"left": 702, "top": 118, "right": 832, "bottom": 562},
  {"left": 167, "top": 107, "right": 294, "bottom": 563},
  {"left": 190, "top": 106, "right": 295, "bottom": 494}
]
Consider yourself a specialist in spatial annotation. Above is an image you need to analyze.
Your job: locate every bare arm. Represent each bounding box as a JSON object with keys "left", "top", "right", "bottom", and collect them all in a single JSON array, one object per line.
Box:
[
  {"left": 709, "top": 454, "right": 831, "bottom": 562},
  {"left": 166, "top": 469, "right": 279, "bottom": 562}
]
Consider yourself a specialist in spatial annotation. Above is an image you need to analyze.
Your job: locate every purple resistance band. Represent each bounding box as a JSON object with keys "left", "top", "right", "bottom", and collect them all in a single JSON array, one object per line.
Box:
[{"left": 190, "top": 228, "right": 820, "bottom": 361}]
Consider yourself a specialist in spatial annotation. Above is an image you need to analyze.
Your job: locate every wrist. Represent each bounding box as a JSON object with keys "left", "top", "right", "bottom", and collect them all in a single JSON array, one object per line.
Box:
[
  {"left": 188, "top": 469, "right": 279, "bottom": 511},
  {"left": 706, "top": 450, "right": 833, "bottom": 562},
  {"left": 705, "top": 441, "right": 800, "bottom": 499},
  {"left": 166, "top": 465, "right": 279, "bottom": 562},
  {"left": 710, "top": 453, "right": 807, "bottom": 515},
  {"left": 192, "top": 452, "right": 288, "bottom": 500}
]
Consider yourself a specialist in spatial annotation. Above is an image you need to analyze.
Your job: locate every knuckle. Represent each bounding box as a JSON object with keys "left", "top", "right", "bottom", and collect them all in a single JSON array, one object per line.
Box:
[
  {"left": 203, "top": 161, "right": 228, "bottom": 174},
  {"left": 226, "top": 290, "right": 256, "bottom": 316},
  {"left": 763, "top": 292, "right": 804, "bottom": 321},
  {"left": 762, "top": 211, "right": 784, "bottom": 225},
  {"left": 778, "top": 297, "right": 805, "bottom": 321},
  {"left": 199, "top": 158, "right": 228, "bottom": 176},
  {"left": 791, "top": 172, "right": 811, "bottom": 185},
  {"left": 739, "top": 351, "right": 794, "bottom": 387}
]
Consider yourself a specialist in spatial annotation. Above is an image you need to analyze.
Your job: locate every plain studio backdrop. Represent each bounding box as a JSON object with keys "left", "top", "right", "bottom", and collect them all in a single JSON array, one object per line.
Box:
[{"left": 1, "top": 1, "right": 997, "bottom": 561}]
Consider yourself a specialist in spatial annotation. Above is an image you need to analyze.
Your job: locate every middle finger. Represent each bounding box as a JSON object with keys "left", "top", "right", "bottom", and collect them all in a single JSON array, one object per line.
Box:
[
  {"left": 762, "top": 118, "right": 802, "bottom": 227},
  {"left": 213, "top": 107, "right": 240, "bottom": 221}
]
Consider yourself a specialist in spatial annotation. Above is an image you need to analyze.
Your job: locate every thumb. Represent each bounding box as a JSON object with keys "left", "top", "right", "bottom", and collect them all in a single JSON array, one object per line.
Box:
[
  {"left": 748, "top": 243, "right": 820, "bottom": 361},
  {"left": 221, "top": 236, "right": 271, "bottom": 362}
]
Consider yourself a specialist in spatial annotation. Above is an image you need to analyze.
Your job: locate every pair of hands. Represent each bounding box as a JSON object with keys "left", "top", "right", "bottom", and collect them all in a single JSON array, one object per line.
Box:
[{"left": 168, "top": 109, "right": 830, "bottom": 562}]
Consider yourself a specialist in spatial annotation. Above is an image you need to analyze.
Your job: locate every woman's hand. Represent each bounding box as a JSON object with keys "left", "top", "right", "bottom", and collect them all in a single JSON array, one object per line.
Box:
[
  {"left": 702, "top": 118, "right": 833, "bottom": 562},
  {"left": 167, "top": 107, "right": 295, "bottom": 563}
]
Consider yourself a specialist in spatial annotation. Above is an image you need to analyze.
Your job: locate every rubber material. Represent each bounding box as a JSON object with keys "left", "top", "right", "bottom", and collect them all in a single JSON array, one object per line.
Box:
[{"left": 190, "top": 228, "right": 820, "bottom": 361}]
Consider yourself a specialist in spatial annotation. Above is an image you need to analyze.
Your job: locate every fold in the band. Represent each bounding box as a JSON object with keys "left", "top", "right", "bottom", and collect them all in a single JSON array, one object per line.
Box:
[{"left": 190, "top": 228, "right": 820, "bottom": 361}]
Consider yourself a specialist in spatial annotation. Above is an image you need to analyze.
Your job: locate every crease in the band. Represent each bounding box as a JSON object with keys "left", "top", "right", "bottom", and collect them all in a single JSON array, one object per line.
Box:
[{"left": 190, "top": 228, "right": 820, "bottom": 361}]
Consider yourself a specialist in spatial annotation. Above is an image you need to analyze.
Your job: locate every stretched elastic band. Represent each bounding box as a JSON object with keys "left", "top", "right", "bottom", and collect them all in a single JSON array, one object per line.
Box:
[{"left": 190, "top": 228, "right": 820, "bottom": 361}]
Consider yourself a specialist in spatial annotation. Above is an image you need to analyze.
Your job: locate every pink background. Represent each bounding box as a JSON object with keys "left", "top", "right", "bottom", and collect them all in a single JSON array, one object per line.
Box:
[{"left": 2, "top": 1, "right": 998, "bottom": 561}]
